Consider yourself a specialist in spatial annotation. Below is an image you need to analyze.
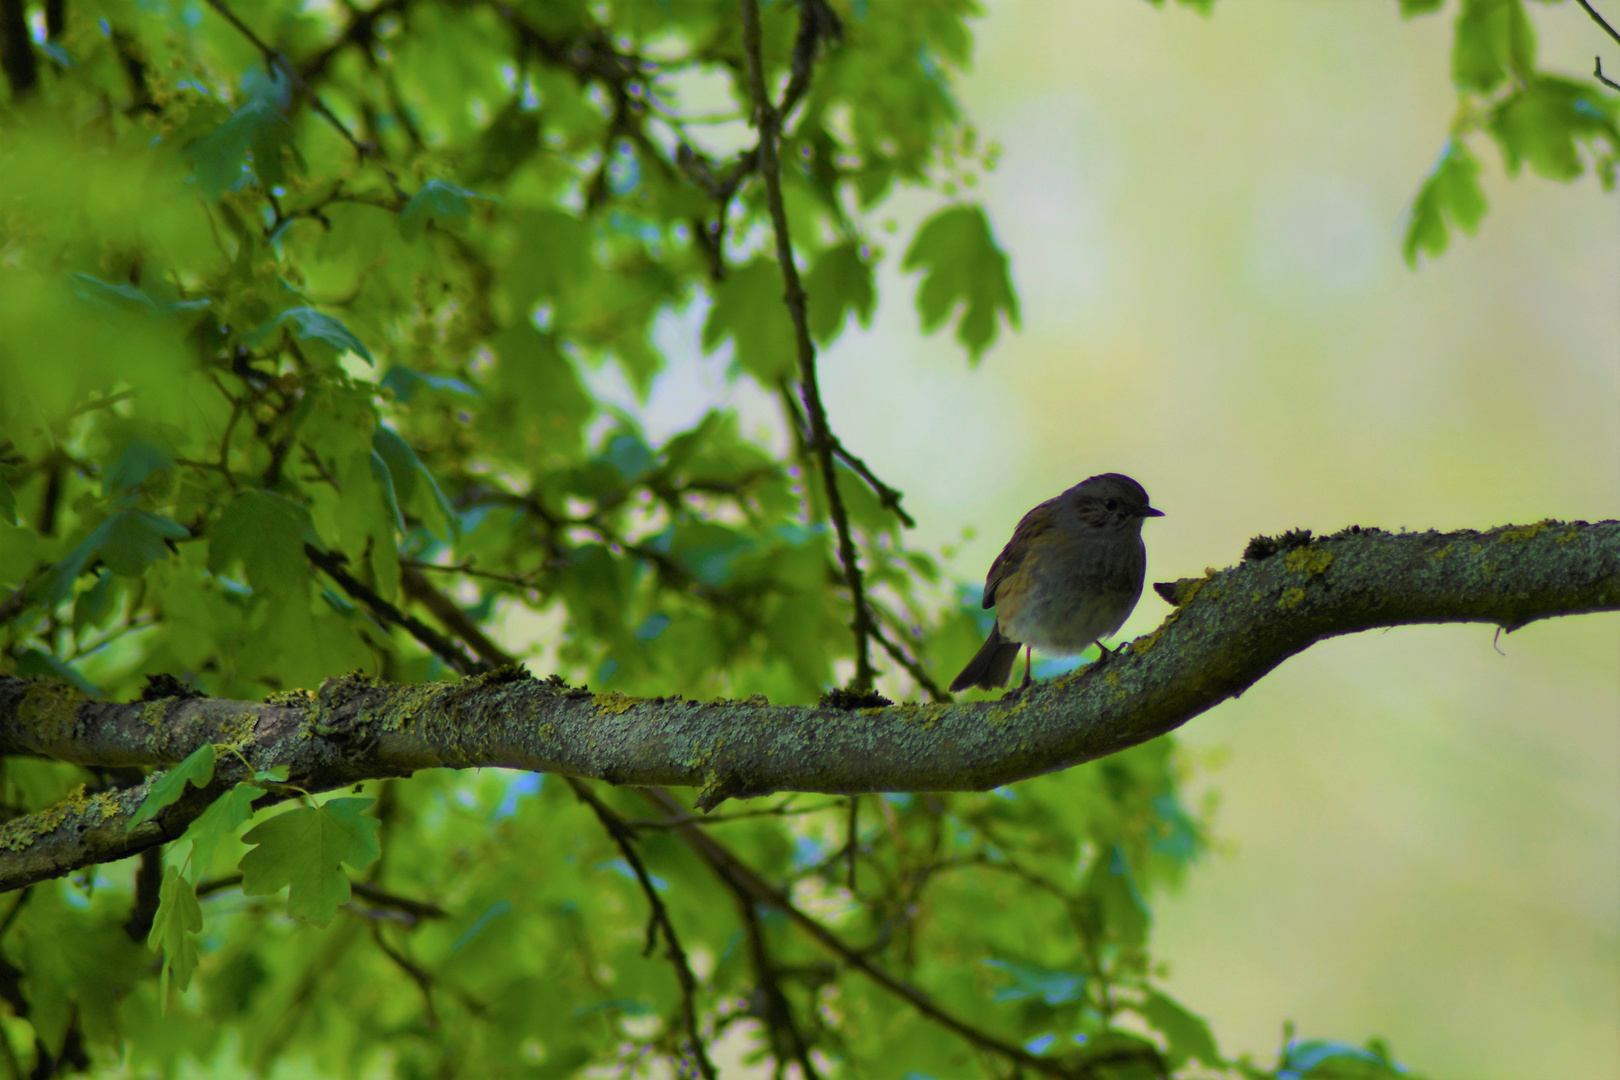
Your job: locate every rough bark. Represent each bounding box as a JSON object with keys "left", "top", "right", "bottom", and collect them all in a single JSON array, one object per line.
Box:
[{"left": 1, "top": 519, "right": 1615, "bottom": 893}]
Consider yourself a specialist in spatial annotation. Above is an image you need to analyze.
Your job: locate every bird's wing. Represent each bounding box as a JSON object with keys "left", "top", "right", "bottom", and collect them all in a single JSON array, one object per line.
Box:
[{"left": 982, "top": 497, "right": 1059, "bottom": 609}]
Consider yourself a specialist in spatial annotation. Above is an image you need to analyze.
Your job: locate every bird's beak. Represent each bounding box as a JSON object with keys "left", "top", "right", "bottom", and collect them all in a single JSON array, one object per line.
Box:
[{"left": 1140, "top": 506, "right": 1165, "bottom": 518}]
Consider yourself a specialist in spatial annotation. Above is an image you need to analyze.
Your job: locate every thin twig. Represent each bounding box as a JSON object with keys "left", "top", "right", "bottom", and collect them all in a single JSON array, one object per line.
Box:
[
  {"left": 196, "top": 874, "right": 448, "bottom": 922},
  {"left": 201, "top": 0, "right": 408, "bottom": 201},
  {"left": 304, "top": 545, "right": 488, "bottom": 676},
  {"left": 846, "top": 796, "right": 858, "bottom": 891},
  {"left": 1597, "top": 56, "right": 1620, "bottom": 91},
  {"left": 832, "top": 439, "right": 914, "bottom": 528},
  {"left": 868, "top": 618, "right": 951, "bottom": 702},
  {"left": 400, "top": 559, "right": 538, "bottom": 590},
  {"left": 624, "top": 798, "right": 829, "bottom": 830},
  {"left": 737, "top": 891, "right": 822, "bottom": 1080},
  {"left": 1577, "top": 0, "right": 1620, "bottom": 48},
  {"left": 739, "top": 0, "right": 877, "bottom": 691},
  {"left": 569, "top": 778, "right": 717, "bottom": 1080},
  {"left": 636, "top": 788, "right": 1076, "bottom": 1078},
  {"left": 398, "top": 563, "right": 518, "bottom": 669},
  {"left": 370, "top": 922, "right": 440, "bottom": 1030}
]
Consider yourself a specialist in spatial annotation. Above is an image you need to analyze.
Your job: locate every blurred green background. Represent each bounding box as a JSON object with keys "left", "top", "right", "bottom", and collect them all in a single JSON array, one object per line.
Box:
[{"left": 622, "top": 1, "right": 1619, "bottom": 1076}]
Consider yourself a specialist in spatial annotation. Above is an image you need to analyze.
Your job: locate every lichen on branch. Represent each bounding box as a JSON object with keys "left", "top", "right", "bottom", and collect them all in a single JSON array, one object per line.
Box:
[{"left": 0, "top": 519, "right": 1615, "bottom": 894}]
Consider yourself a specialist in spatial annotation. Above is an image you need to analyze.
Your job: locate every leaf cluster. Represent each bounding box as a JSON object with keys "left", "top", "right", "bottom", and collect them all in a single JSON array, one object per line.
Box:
[
  {"left": 0, "top": 0, "right": 1434, "bottom": 1077},
  {"left": 1400, "top": 0, "right": 1619, "bottom": 266}
]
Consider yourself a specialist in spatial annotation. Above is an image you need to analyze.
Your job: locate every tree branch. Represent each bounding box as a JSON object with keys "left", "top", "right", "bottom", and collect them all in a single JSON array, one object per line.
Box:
[
  {"left": 0, "top": 520, "right": 1614, "bottom": 892},
  {"left": 739, "top": 0, "right": 880, "bottom": 691},
  {"left": 1596, "top": 56, "right": 1620, "bottom": 92},
  {"left": 1577, "top": 0, "right": 1620, "bottom": 49},
  {"left": 570, "top": 778, "right": 717, "bottom": 1080},
  {"left": 634, "top": 787, "right": 1066, "bottom": 1076}
]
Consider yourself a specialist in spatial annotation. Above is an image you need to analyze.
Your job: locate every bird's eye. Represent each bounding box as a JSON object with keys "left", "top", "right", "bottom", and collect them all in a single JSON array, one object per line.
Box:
[{"left": 1104, "top": 498, "right": 1118, "bottom": 511}]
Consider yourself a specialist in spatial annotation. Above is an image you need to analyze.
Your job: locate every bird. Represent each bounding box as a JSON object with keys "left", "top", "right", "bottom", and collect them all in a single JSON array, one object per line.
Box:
[{"left": 949, "top": 473, "right": 1163, "bottom": 693}]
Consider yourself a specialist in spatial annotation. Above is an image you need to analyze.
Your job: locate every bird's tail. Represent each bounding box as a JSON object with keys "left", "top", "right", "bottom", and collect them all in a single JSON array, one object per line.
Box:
[{"left": 949, "top": 623, "right": 1023, "bottom": 692}]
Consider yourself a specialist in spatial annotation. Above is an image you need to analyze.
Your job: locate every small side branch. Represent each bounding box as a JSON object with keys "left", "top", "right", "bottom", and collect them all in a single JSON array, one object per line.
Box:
[
  {"left": 570, "top": 779, "right": 717, "bottom": 1080},
  {"left": 637, "top": 788, "right": 1066, "bottom": 1077},
  {"left": 738, "top": 0, "right": 878, "bottom": 690},
  {"left": 1577, "top": 0, "right": 1620, "bottom": 48},
  {"left": 1596, "top": 56, "right": 1620, "bottom": 92},
  {"left": 304, "top": 545, "right": 487, "bottom": 677}
]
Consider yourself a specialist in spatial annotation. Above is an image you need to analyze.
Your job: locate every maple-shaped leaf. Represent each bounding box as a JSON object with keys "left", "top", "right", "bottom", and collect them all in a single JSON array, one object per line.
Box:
[
  {"left": 127, "top": 744, "right": 216, "bottom": 831},
  {"left": 901, "top": 204, "right": 1020, "bottom": 365},
  {"left": 147, "top": 866, "right": 202, "bottom": 1004},
  {"left": 239, "top": 798, "right": 380, "bottom": 926}
]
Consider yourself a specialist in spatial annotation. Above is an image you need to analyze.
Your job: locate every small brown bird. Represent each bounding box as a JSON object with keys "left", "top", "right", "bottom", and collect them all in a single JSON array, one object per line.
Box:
[{"left": 950, "top": 473, "right": 1163, "bottom": 693}]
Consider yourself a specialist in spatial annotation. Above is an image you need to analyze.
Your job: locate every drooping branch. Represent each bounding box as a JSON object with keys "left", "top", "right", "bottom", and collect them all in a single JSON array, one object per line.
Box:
[
  {"left": 0, "top": 520, "right": 1615, "bottom": 893},
  {"left": 739, "top": 0, "right": 880, "bottom": 691}
]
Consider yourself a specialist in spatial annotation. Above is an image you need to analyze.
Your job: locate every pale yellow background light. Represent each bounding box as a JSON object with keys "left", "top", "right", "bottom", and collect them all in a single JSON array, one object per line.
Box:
[{"left": 807, "top": 1, "right": 1619, "bottom": 1077}]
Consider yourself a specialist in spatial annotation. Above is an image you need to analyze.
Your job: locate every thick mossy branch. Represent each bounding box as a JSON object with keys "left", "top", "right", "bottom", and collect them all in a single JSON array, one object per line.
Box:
[{"left": 1, "top": 520, "right": 1615, "bottom": 893}]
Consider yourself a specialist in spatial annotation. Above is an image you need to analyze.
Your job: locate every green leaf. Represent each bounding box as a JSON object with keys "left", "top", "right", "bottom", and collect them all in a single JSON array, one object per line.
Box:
[
  {"left": 400, "top": 179, "right": 494, "bottom": 241},
  {"left": 209, "top": 490, "right": 319, "bottom": 596},
  {"left": 805, "top": 241, "right": 876, "bottom": 345},
  {"left": 1137, "top": 990, "right": 1222, "bottom": 1068},
  {"left": 188, "top": 101, "right": 302, "bottom": 199},
  {"left": 1489, "top": 77, "right": 1620, "bottom": 181},
  {"left": 104, "top": 437, "right": 174, "bottom": 497},
  {"left": 380, "top": 365, "right": 480, "bottom": 403},
  {"left": 148, "top": 866, "right": 203, "bottom": 1002},
  {"left": 177, "top": 782, "right": 258, "bottom": 882},
  {"left": 13, "top": 648, "right": 98, "bottom": 694},
  {"left": 373, "top": 426, "right": 455, "bottom": 540},
  {"left": 701, "top": 258, "right": 798, "bottom": 381},
  {"left": 96, "top": 510, "right": 189, "bottom": 577},
  {"left": 982, "top": 957, "right": 1085, "bottom": 1005},
  {"left": 71, "top": 569, "right": 120, "bottom": 634},
  {"left": 252, "top": 306, "right": 374, "bottom": 365},
  {"left": 128, "top": 744, "right": 217, "bottom": 831},
  {"left": 1399, "top": 0, "right": 1444, "bottom": 15},
  {"left": 1452, "top": 0, "right": 1536, "bottom": 94},
  {"left": 1084, "top": 843, "right": 1151, "bottom": 947},
  {"left": 1402, "top": 139, "right": 1488, "bottom": 267},
  {"left": 36, "top": 510, "right": 189, "bottom": 607},
  {"left": 901, "top": 204, "right": 1021, "bottom": 365},
  {"left": 1283, "top": 1038, "right": 1412, "bottom": 1078},
  {"left": 370, "top": 449, "right": 406, "bottom": 533},
  {"left": 0, "top": 470, "right": 13, "bottom": 525},
  {"left": 239, "top": 797, "right": 380, "bottom": 926}
]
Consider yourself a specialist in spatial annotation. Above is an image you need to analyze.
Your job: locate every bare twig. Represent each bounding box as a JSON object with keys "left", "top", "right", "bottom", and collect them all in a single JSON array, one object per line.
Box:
[
  {"left": 1577, "top": 0, "right": 1620, "bottom": 48},
  {"left": 739, "top": 0, "right": 878, "bottom": 690},
  {"left": 1597, "top": 56, "right": 1620, "bottom": 92},
  {"left": 398, "top": 562, "right": 517, "bottom": 669},
  {"left": 196, "top": 874, "right": 448, "bottom": 922},
  {"left": 569, "top": 779, "right": 717, "bottom": 1080},
  {"left": 832, "top": 439, "right": 914, "bottom": 528},
  {"left": 737, "top": 890, "right": 821, "bottom": 1080},
  {"left": 868, "top": 618, "right": 952, "bottom": 702},
  {"left": 636, "top": 788, "right": 1074, "bottom": 1078},
  {"left": 370, "top": 923, "right": 440, "bottom": 1030},
  {"left": 304, "top": 545, "right": 488, "bottom": 676}
]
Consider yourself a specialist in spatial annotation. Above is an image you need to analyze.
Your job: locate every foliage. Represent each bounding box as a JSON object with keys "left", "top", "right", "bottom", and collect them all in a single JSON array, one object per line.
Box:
[
  {"left": 1401, "top": 0, "right": 1619, "bottom": 265},
  {"left": 0, "top": 0, "right": 1601, "bottom": 1075}
]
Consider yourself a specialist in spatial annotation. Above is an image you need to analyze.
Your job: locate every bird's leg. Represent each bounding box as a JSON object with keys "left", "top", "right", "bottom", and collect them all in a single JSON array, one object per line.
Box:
[
  {"left": 1093, "top": 640, "right": 1113, "bottom": 667},
  {"left": 1021, "top": 646, "right": 1032, "bottom": 688}
]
